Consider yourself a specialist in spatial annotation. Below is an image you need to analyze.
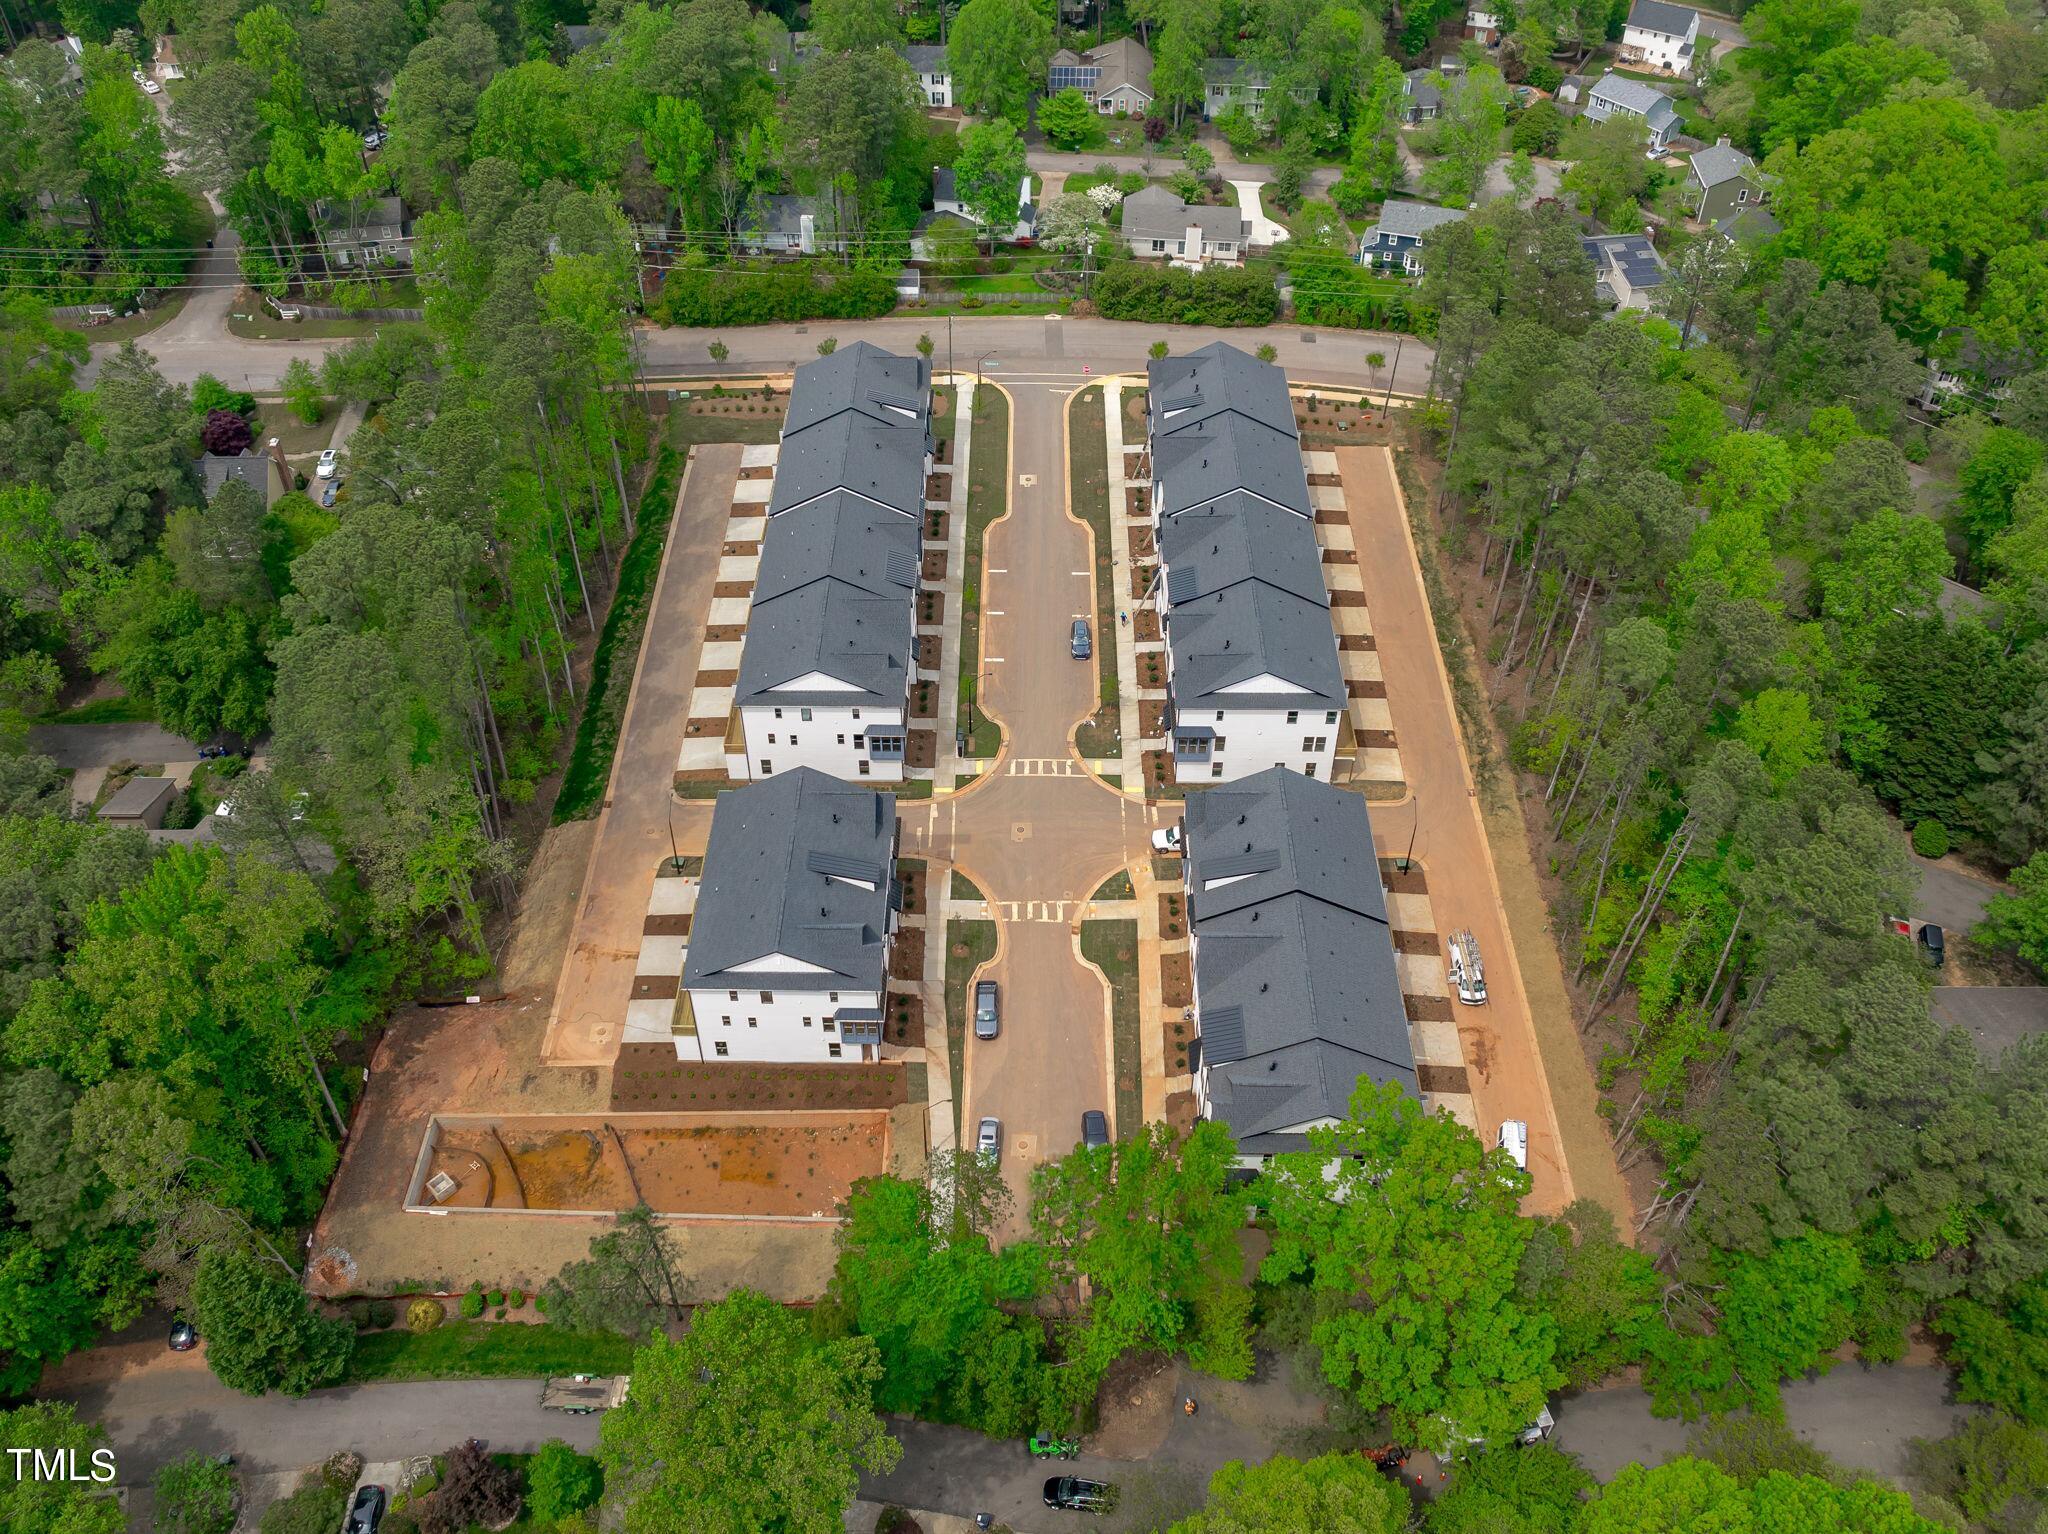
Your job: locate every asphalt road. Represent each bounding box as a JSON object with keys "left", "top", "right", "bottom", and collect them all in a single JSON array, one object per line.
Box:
[
  {"left": 1911, "top": 853, "right": 2005, "bottom": 934},
  {"left": 27, "top": 722, "right": 202, "bottom": 767},
  {"left": 93, "top": 314, "right": 1435, "bottom": 398}
]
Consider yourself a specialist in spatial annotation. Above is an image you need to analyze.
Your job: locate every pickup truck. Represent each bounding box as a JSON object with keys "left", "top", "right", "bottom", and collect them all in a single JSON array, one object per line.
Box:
[{"left": 540, "top": 1374, "right": 630, "bottom": 1413}]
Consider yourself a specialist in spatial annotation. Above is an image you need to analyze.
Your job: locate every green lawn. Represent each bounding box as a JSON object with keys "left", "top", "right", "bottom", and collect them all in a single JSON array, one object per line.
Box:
[
  {"left": 1080, "top": 919, "right": 1142, "bottom": 1134},
  {"left": 1066, "top": 385, "right": 1123, "bottom": 759},
  {"left": 345, "top": 1321, "right": 638, "bottom": 1383},
  {"left": 665, "top": 409, "right": 786, "bottom": 449},
  {"left": 53, "top": 293, "right": 187, "bottom": 344},
  {"left": 959, "top": 383, "right": 1008, "bottom": 759},
  {"left": 932, "top": 384, "right": 957, "bottom": 441},
  {"left": 950, "top": 870, "right": 984, "bottom": 900},
  {"left": 43, "top": 694, "right": 153, "bottom": 725},
  {"left": 227, "top": 311, "right": 394, "bottom": 341},
  {"left": 1091, "top": 870, "right": 1135, "bottom": 900},
  {"left": 954, "top": 273, "right": 1053, "bottom": 295},
  {"left": 944, "top": 919, "right": 998, "bottom": 1140},
  {"left": 554, "top": 445, "right": 681, "bottom": 823}
]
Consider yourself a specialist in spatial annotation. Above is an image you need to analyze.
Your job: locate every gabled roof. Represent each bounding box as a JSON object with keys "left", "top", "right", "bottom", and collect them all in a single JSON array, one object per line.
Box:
[
  {"left": 782, "top": 341, "right": 932, "bottom": 437},
  {"left": 932, "top": 165, "right": 957, "bottom": 204},
  {"left": 1166, "top": 579, "right": 1345, "bottom": 709},
  {"left": 1120, "top": 185, "right": 1249, "bottom": 244},
  {"left": 751, "top": 493, "right": 920, "bottom": 605},
  {"left": 194, "top": 451, "right": 278, "bottom": 502},
  {"left": 1147, "top": 341, "right": 1300, "bottom": 440},
  {"left": 1713, "top": 204, "right": 1780, "bottom": 246},
  {"left": 1403, "top": 68, "right": 1443, "bottom": 110},
  {"left": 1588, "top": 71, "right": 1678, "bottom": 127},
  {"left": 1368, "top": 199, "right": 1467, "bottom": 240},
  {"left": 1049, "top": 36, "right": 1153, "bottom": 96},
  {"left": 751, "top": 194, "right": 827, "bottom": 239},
  {"left": 734, "top": 577, "right": 912, "bottom": 708},
  {"left": 1626, "top": 0, "right": 1696, "bottom": 34},
  {"left": 1186, "top": 768, "right": 1417, "bottom": 1147},
  {"left": 682, "top": 769, "right": 896, "bottom": 996},
  {"left": 1158, "top": 496, "right": 1330, "bottom": 609},
  {"left": 770, "top": 412, "right": 929, "bottom": 519},
  {"left": 1689, "top": 139, "right": 1753, "bottom": 188},
  {"left": 901, "top": 44, "right": 948, "bottom": 72},
  {"left": 1203, "top": 57, "right": 1270, "bottom": 86},
  {"left": 1582, "top": 233, "right": 1668, "bottom": 290},
  {"left": 314, "top": 196, "right": 405, "bottom": 237}
]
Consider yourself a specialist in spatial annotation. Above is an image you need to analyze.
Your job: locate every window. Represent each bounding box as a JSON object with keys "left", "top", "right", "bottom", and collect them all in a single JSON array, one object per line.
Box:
[
  {"left": 748, "top": 1018, "right": 758, "bottom": 1028},
  {"left": 1326, "top": 710, "right": 1338, "bottom": 724},
  {"left": 1211, "top": 763, "right": 1224, "bottom": 778},
  {"left": 1737, "top": 188, "right": 1749, "bottom": 204},
  {"left": 790, "top": 735, "right": 797, "bottom": 746},
  {"left": 853, "top": 735, "right": 865, "bottom": 748},
  {"left": 1215, "top": 710, "right": 1224, "bottom": 721},
  {"left": 759, "top": 760, "right": 772, "bottom": 774},
  {"left": 1175, "top": 240, "right": 1186, "bottom": 255},
  {"left": 728, "top": 990, "right": 739, "bottom": 1001},
  {"left": 774, "top": 708, "right": 784, "bottom": 719},
  {"left": 1151, "top": 239, "right": 1166, "bottom": 253},
  {"left": 1213, "top": 736, "right": 1227, "bottom": 750},
  {"left": 1304, "top": 763, "right": 1317, "bottom": 777},
  {"left": 829, "top": 991, "right": 839, "bottom": 1002},
  {"left": 767, "top": 733, "right": 777, "bottom": 745},
  {"left": 759, "top": 990, "right": 773, "bottom": 1003},
  {"left": 828, "top": 1042, "right": 842, "bottom": 1058},
  {"left": 858, "top": 761, "right": 870, "bottom": 776},
  {"left": 1302, "top": 736, "right": 1327, "bottom": 753},
  {"left": 823, "top": 1019, "right": 836, "bottom": 1032},
  {"left": 800, "top": 707, "right": 813, "bottom": 722},
  {"left": 1286, "top": 710, "right": 1298, "bottom": 724},
  {"left": 715, "top": 1041, "right": 729, "bottom": 1056},
  {"left": 851, "top": 708, "right": 861, "bottom": 719},
  {"left": 803, "top": 1017, "right": 813, "bottom": 1027},
  {"left": 721, "top": 1015, "right": 731, "bottom": 1026}
]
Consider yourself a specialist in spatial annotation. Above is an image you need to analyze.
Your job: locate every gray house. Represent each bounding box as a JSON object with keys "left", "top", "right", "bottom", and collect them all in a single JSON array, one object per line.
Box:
[
  {"left": 1119, "top": 185, "right": 1248, "bottom": 267},
  {"left": 1582, "top": 71, "right": 1680, "bottom": 151},
  {"left": 1357, "top": 200, "right": 1466, "bottom": 273},
  {"left": 1047, "top": 37, "right": 1154, "bottom": 114},
  {"left": 1401, "top": 68, "right": 1444, "bottom": 123},
  {"left": 98, "top": 776, "right": 177, "bottom": 829},
  {"left": 1183, "top": 766, "right": 1418, "bottom": 1162},
  {"left": 740, "top": 194, "right": 833, "bottom": 256},
  {"left": 1202, "top": 58, "right": 1313, "bottom": 123},
  {"left": 313, "top": 195, "right": 410, "bottom": 269},
  {"left": 1687, "top": 137, "right": 1771, "bottom": 226},
  {"left": 677, "top": 768, "right": 899, "bottom": 1063},
  {"left": 1582, "top": 233, "right": 1669, "bottom": 311},
  {"left": 195, "top": 447, "right": 289, "bottom": 508}
]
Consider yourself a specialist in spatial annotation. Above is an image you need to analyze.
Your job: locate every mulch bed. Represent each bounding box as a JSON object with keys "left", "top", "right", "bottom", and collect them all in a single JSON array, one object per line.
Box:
[
  {"left": 1140, "top": 699, "right": 1170, "bottom": 736},
  {"left": 922, "top": 550, "right": 948, "bottom": 583},
  {"left": 738, "top": 466, "right": 773, "bottom": 481},
  {"left": 1322, "top": 548, "right": 1358, "bottom": 564},
  {"left": 1347, "top": 679, "right": 1388, "bottom": 698},
  {"left": 910, "top": 683, "right": 937, "bottom": 720},
  {"left": 723, "top": 541, "right": 760, "bottom": 557},
  {"left": 706, "top": 625, "right": 745, "bottom": 643},
  {"left": 907, "top": 730, "right": 937, "bottom": 768},
  {"left": 886, "top": 991, "right": 926, "bottom": 1049},
  {"left": 684, "top": 717, "right": 727, "bottom": 738},
  {"left": 926, "top": 473, "right": 950, "bottom": 501},
  {"left": 898, "top": 866, "right": 926, "bottom": 915},
  {"left": 1329, "top": 589, "right": 1369, "bottom": 607},
  {"left": 1131, "top": 527, "right": 1155, "bottom": 558},
  {"left": 1338, "top": 633, "right": 1376, "bottom": 650},
  {"left": 1417, "top": 1062, "right": 1472, "bottom": 1095},
  {"left": 1135, "top": 608, "right": 1161, "bottom": 642},
  {"left": 1138, "top": 654, "right": 1167, "bottom": 692},
  {"left": 1405, "top": 993, "right": 1454, "bottom": 1022},
  {"left": 890, "top": 927, "right": 926, "bottom": 981},
  {"left": 1125, "top": 487, "right": 1150, "bottom": 517},
  {"left": 1160, "top": 951, "right": 1192, "bottom": 1008},
  {"left": 1163, "top": 1012, "right": 1193, "bottom": 1075},
  {"left": 1358, "top": 728, "right": 1398, "bottom": 749},
  {"left": 926, "top": 511, "right": 949, "bottom": 542},
  {"left": 1143, "top": 750, "right": 1177, "bottom": 793},
  {"left": 610, "top": 1046, "right": 908, "bottom": 1110},
  {"left": 712, "top": 581, "right": 753, "bottom": 598},
  {"left": 1307, "top": 473, "right": 1342, "bottom": 486},
  {"left": 1315, "top": 507, "right": 1346, "bottom": 525},
  {"left": 1392, "top": 929, "right": 1440, "bottom": 954},
  {"left": 1165, "top": 1088, "right": 1198, "bottom": 1129},
  {"left": 1380, "top": 857, "right": 1428, "bottom": 893},
  {"left": 1157, "top": 892, "right": 1187, "bottom": 941},
  {"left": 1129, "top": 564, "right": 1154, "bottom": 599},
  {"left": 695, "top": 670, "right": 738, "bottom": 687},
  {"left": 915, "top": 636, "right": 941, "bottom": 671}
]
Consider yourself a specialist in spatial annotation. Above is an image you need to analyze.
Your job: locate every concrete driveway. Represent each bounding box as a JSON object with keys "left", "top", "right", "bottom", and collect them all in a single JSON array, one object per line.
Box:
[
  {"left": 1912, "top": 853, "right": 2006, "bottom": 934},
  {"left": 1229, "top": 181, "right": 1289, "bottom": 245}
]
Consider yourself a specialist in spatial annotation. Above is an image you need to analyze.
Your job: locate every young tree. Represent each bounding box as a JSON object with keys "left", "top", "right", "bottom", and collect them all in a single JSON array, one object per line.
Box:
[
  {"left": 597, "top": 1290, "right": 901, "bottom": 1533},
  {"left": 1423, "top": 66, "right": 1509, "bottom": 207},
  {"left": 164, "top": 479, "right": 272, "bottom": 612},
  {"left": 948, "top": 0, "right": 1053, "bottom": 125},
  {"left": 415, "top": 1443, "right": 522, "bottom": 1534},
  {"left": 1559, "top": 112, "right": 1651, "bottom": 229},
  {"left": 810, "top": 0, "right": 902, "bottom": 52},
  {"left": 1036, "top": 86, "right": 1098, "bottom": 150},
  {"left": 190, "top": 1246, "right": 353, "bottom": 1397},
  {"left": 1979, "top": 852, "right": 2048, "bottom": 971},
  {"left": 280, "top": 358, "right": 324, "bottom": 427},
  {"left": 540, "top": 1203, "right": 689, "bottom": 1336},
  {"left": 526, "top": 1441, "right": 604, "bottom": 1524},
  {"left": 152, "top": 1453, "right": 241, "bottom": 1534},
  {"left": 1261, "top": 1082, "right": 1562, "bottom": 1451}
]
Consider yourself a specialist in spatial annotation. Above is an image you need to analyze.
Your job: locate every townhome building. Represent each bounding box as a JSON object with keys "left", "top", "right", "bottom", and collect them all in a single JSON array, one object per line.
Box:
[
  {"left": 1182, "top": 766, "right": 1418, "bottom": 1164},
  {"left": 677, "top": 768, "right": 899, "bottom": 1064},
  {"left": 1147, "top": 343, "right": 1345, "bottom": 783}
]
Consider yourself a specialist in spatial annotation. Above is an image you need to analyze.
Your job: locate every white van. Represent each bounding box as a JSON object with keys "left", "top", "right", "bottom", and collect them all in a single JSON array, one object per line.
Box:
[
  {"left": 1497, "top": 1119, "right": 1528, "bottom": 1170},
  {"left": 1448, "top": 929, "right": 1487, "bottom": 1005}
]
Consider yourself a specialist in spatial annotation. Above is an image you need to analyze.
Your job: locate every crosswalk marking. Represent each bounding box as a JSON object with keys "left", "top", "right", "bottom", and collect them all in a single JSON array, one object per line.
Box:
[
  {"left": 1006, "top": 757, "right": 1081, "bottom": 776},
  {"left": 998, "top": 900, "right": 1072, "bottom": 923}
]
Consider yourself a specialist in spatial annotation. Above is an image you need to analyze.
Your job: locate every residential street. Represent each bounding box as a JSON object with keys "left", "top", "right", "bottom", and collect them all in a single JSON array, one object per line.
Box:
[{"left": 27, "top": 721, "right": 203, "bottom": 767}]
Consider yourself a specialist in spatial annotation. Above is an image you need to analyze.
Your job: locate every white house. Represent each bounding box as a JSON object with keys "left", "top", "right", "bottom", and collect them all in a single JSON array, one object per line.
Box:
[
  {"left": 730, "top": 342, "right": 932, "bottom": 784},
  {"left": 1182, "top": 766, "right": 1417, "bottom": 1166},
  {"left": 1582, "top": 71, "right": 1681, "bottom": 150},
  {"left": 677, "top": 768, "right": 899, "bottom": 1064},
  {"left": 1619, "top": 0, "right": 1699, "bottom": 72},
  {"left": 1148, "top": 344, "right": 1345, "bottom": 784},
  {"left": 902, "top": 44, "right": 952, "bottom": 107},
  {"left": 1119, "top": 185, "right": 1248, "bottom": 268},
  {"left": 1465, "top": 8, "right": 1502, "bottom": 44}
]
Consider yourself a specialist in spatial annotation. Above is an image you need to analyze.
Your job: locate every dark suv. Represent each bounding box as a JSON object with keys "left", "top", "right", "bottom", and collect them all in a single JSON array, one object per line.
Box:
[
  {"left": 345, "top": 1486, "right": 386, "bottom": 1534},
  {"left": 1081, "top": 1111, "right": 1109, "bottom": 1148},
  {"left": 1044, "top": 1476, "right": 1114, "bottom": 1512}
]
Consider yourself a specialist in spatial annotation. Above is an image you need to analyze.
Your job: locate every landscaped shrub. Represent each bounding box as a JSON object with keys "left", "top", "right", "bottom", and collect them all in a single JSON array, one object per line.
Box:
[
  {"left": 1093, "top": 262, "right": 1278, "bottom": 327},
  {"left": 488, "top": 1289, "right": 506, "bottom": 1307},
  {"left": 459, "top": 1285, "right": 485, "bottom": 1320},
  {"left": 1913, "top": 819, "right": 1950, "bottom": 858},
  {"left": 652, "top": 265, "right": 896, "bottom": 327},
  {"left": 405, "top": 1298, "right": 443, "bottom": 1333},
  {"left": 369, "top": 1300, "right": 395, "bottom": 1328},
  {"left": 507, "top": 1289, "right": 525, "bottom": 1307}
]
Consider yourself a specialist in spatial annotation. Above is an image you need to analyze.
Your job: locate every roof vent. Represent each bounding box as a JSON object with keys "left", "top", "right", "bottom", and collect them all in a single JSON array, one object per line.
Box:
[
  {"left": 1260, "top": 982, "right": 1268, "bottom": 992},
  {"left": 1268, "top": 1060, "right": 1277, "bottom": 1071}
]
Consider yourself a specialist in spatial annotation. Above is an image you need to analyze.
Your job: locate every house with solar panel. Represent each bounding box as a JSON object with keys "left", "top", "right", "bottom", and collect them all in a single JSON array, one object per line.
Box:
[
  {"left": 729, "top": 342, "right": 931, "bottom": 783},
  {"left": 1146, "top": 344, "right": 1345, "bottom": 783},
  {"left": 1181, "top": 767, "right": 1418, "bottom": 1162},
  {"left": 1046, "top": 37, "right": 1154, "bottom": 115},
  {"left": 1582, "top": 232, "right": 1669, "bottom": 312},
  {"left": 677, "top": 769, "right": 900, "bottom": 1063}
]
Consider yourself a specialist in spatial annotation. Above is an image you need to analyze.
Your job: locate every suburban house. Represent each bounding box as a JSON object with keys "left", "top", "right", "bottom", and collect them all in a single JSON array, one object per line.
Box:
[
  {"left": 902, "top": 44, "right": 952, "bottom": 107},
  {"left": 151, "top": 34, "right": 184, "bottom": 82},
  {"left": 1582, "top": 71, "right": 1680, "bottom": 150},
  {"left": 1582, "top": 233, "right": 1669, "bottom": 311},
  {"left": 1357, "top": 199, "right": 1466, "bottom": 273},
  {"left": 559, "top": 22, "right": 605, "bottom": 53},
  {"left": 195, "top": 444, "right": 290, "bottom": 508},
  {"left": 1047, "top": 38, "right": 1154, "bottom": 114},
  {"left": 1202, "top": 58, "right": 1313, "bottom": 123},
  {"left": 1148, "top": 344, "right": 1345, "bottom": 783},
  {"left": 1464, "top": 8, "right": 1502, "bottom": 44},
  {"left": 676, "top": 768, "right": 899, "bottom": 1064},
  {"left": 97, "top": 776, "right": 177, "bottom": 829},
  {"left": 1687, "top": 137, "right": 1771, "bottom": 225},
  {"left": 1400, "top": 68, "right": 1444, "bottom": 123},
  {"left": 931, "top": 167, "right": 964, "bottom": 218},
  {"left": 1919, "top": 327, "right": 2036, "bottom": 415},
  {"left": 740, "top": 194, "right": 833, "bottom": 256},
  {"left": 313, "top": 195, "right": 410, "bottom": 269},
  {"left": 730, "top": 342, "right": 932, "bottom": 783},
  {"left": 1119, "top": 185, "right": 1248, "bottom": 267},
  {"left": 1619, "top": 0, "right": 1699, "bottom": 72},
  {"left": 1182, "top": 767, "right": 1418, "bottom": 1163}
]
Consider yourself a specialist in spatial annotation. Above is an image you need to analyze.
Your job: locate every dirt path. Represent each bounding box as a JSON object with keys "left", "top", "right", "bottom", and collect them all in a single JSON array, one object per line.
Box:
[{"left": 1338, "top": 445, "right": 1629, "bottom": 1225}]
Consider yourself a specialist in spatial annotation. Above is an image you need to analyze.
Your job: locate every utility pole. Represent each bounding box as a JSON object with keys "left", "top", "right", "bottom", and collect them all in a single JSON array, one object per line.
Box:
[{"left": 1381, "top": 332, "right": 1405, "bottom": 420}]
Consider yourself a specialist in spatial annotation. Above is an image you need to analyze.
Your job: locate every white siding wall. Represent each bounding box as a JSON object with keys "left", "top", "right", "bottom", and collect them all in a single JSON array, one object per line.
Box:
[
  {"left": 739, "top": 703, "right": 907, "bottom": 782},
  {"left": 1622, "top": 22, "right": 1691, "bottom": 69},
  {"left": 1189, "top": 704, "right": 1341, "bottom": 782},
  {"left": 681, "top": 986, "right": 883, "bottom": 1062}
]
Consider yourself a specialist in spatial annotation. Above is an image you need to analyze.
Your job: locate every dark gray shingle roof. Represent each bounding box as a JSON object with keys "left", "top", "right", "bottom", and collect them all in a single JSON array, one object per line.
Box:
[
  {"left": 1369, "top": 199, "right": 1467, "bottom": 240},
  {"left": 1626, "top": 0, "right": 1696, "bottom": 35},
  {"left": 1158, "top": 496, "right": 1329, "bottom": 608},
  {"left": 902, "top": 44, "right": 948, "bottom": 72},
  {"left": 682, "top": 769, "right": 896, "bottom": 995},
  {"left": 1120, "top": 185, "right": 1248, "bottom": 244},
  {"left": 1166, "top": 579, "right": 1345, "bottom": 709},
  {"left": 194, "top": 452, "right": 275, "bottom": 502}
]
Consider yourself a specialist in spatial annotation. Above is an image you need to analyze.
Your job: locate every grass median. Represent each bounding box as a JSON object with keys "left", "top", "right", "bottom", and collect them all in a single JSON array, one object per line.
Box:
[
  {"left": 1068, "top": 385, "right": 1122, "bottom": 759},
  {"left": 944, "top": 918, "right": 998, "bottom": 1142},
  {"left": 345, "top": 1321, "right": 637, "bottom": 1383},
  {"left": 1080, "top": 919, "right": 1142, "bottom": 1135},
  {"left": 959, "top": 384, "right": 1008, "bottom": 759}
]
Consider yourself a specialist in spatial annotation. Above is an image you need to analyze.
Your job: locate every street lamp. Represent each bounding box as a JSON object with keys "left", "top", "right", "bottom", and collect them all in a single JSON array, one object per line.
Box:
[
  {"left": 1380, "top": 333, "right": 1405, "bottom": 422},
  {"left": 1397, "top": 800, "right": 1423, "bottom": 874},
  {"left": 966, "top": 666, "right": 993, "bottom": 735},
  {"left": 975, "top": 350, "right": 997, "bottom": 398}
]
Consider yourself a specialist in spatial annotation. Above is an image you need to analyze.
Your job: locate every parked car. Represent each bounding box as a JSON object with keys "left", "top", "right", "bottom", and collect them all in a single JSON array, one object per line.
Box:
[
  {"left": 320, "top": 476, "right": 340, "bottom": 507},
  {"left": 1070, "top": 618, "right": 1091, "bottom": 660},
  {"left": 361, "top": 128, "right": 387, "bottom": 149},
  {"left": 142, "top": 76, "right": 161, "bottom": 93},
  {"left": 1043, "top": 1477, "right": 1114, "bottom": 1512},
  {"left": 130, "top": 68, "right": 147, "bottom": 83},
  {"left": 1447, "top": 930, "right": 1487, "bottom": 1006},
  {"left": 976, "top": 1116, "right": 1001, "bottom": 1160},
  {"left": 316, "top": 448, "right": 339, "bottom": 478},
  {"left": 1497, "top": 1119, "right": 1528, "bottom": 1170},
  {"left": 345, "top": 1486, "right": 386, "bottom": 1534},
  {"left": 167, "top": 1320, "right": 198, "bottom": 1351},
  {"left": 1150, "top": 824, "right": 1182, "bottom": 853},
  {"left": 1081, "top": 1110, "right": 1109, "bottom": 1148},
  {"left": 974, "top": 979, "right": 999, "bottom": 1040},
  {"left": 1918, "top": 922, "right": 1947, "bottom": 968}
]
